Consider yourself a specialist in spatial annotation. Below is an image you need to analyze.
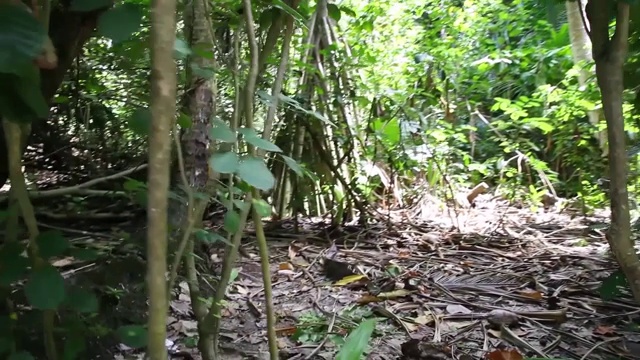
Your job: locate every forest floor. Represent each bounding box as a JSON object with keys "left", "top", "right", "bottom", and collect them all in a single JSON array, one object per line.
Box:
[
  {"left": 177, "top": 195, "right": 639, "bottom": 360},
  {"left": 8, "top": 174, "right": 640, "bottom": 359}
]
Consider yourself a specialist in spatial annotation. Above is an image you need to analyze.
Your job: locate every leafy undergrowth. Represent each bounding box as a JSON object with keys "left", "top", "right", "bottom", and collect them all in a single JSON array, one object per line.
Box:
[{"left": 5, "top": 190, "right": 640, "bottom": 360}]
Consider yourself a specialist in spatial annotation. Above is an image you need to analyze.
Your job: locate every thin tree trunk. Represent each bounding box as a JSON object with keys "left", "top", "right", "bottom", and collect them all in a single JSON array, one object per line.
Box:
[
  {"left": 587, "top": 0, "right": 640, "bottom": 303},
  {"left": 175, "top": 0, "right": 218, "bottom": 358},
  {"left": 147, "top": 0, "right": 178, "bottom": 356},
  {"left": 566, "top": 0, "right": 606, "bottom": 155}
]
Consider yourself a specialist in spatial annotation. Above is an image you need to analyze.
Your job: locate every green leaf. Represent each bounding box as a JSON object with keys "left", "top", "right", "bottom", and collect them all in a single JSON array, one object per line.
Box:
[
  {"left": 177, "top": 113, "right": 192, "bottom": 129},
  {"left": 223, "top": 210, "right": 241, "bottom": 233},
  {"left": 69, "top": 248, "right": 100, "bottom": 262},
  {"left": 340, "top": 6, "right": 357, "bottom": 17},
  {"left": 252, "top": 199, "right": 272, "bottom": 217},
  {"left": 599, "top": 270, "right": 628, "bottom": 301},
  {"left": 0, "top": 4, "right": 47, "bottom": 71},
  {"left": 65, "top": 287, "right": 99, "bottom": 313},
  {"left": 193, "top": 229, "right": 229, "bottom": 245},
  {"left": 8, "top": 351, "right": 35, "bottom": 360},
  {"left": 116, "top": 325, "right": 147, "bottom": 349},
  {"left": 210, "top": 119, "right": 237, "bottom": 143},
  {"left": 69, "top": 0, "right": 112, "bottom": 12},
  {"left": 62, "top": 333, "right": 86, "bottom": 360},
  {"left": 127, "top": 108, "right": 152, "bottom": 136},
  {"left": 209, "top": 151, "right": 239, "bottom": 174},
  {"left": 191, "top": 64, "right": 215, "bottom": 79},
  {"left": 0, "top": 253, "right": 29, "bottom": 286},
  {"left": 281, "top": 155, "right": 303, "bottom": 176},
  {"left": 272, "top": 0, "right": 308, "bottom": 29},
  {"left": 0, "top": 337, "right": 11, "bottom": 355},
  {"left": 335, "top": 319, "right": 376, "bottom": 360},
  {"left": 14, "top": 77, "right": 49, "bottom": 118},
  {"left": 25, "top": 265, "right": 66, "bottom": 310},
  {"left": 97, "top": 4, "right": 143, "bottom": 43},
  {"left": 327, "top": 4, "right": 341, "bottom": 22},
  {"left": 123, "top": 178, "right": 146, "bottom": 192},
  {"left": 243, "top": 135, "right": 282, "bottom": 153},
  {"left": 236, "top": 157, "right": 276, "bottom": 191},
  {"left": 35, "top": 230, "right": 70, "bottom": 259},
  {"left": 0, "top": 242, "right": 29, "bottom": 285},
  {"left": 174, "top": 38, "right": 192, "bottom": 59}
]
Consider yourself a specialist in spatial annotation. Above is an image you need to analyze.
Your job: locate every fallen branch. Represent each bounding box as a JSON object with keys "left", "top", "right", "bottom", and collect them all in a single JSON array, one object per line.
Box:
[{"left": 0, "top": 164, "right": 147, "bottom": 201}]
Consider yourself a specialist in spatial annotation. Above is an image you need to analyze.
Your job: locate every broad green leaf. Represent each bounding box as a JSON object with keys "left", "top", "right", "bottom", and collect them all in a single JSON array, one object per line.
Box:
[
  {"left": 65, "top": 287, "right": 99, "bottom": 313},
  {"left": 335, "top": 319, "right": 376, "bottom": 360},
  {"left": 243, "top": 135, "right": 282, "bottom": 153},
  {"left": 272, "top": 0, "right": 308, "bottom": 29},
  {"left": 192, "top": 44, "right": 215, "bottom": 59},
  {"left": 209, "top": 151, "right": 239, "bottom": 174},
  {"left": 0, "top": 251, "right": 29, "bottom": 286},
  {"left": 70, "top": 0, "right": 112, "bottom": 12},
  {"left": 36, "top": 230, "right": 70, "bottom": 259},
  {"left": 327, "top": 4, "right": 341, "bottom": 22},
  {"left": 236, "top": 157, "right": 276, "bottom": 191},
  {"left": 127, "top": 108, "right": 151, "bottom": 136},
  {"left": 252, "top": 199, "right": 272, "bottom": 217},
  {"left": 116, "top": 325, "right": 148, "bottom": 349},
  {"left": 0, "top": 4, "right": 47, "bottom": 71},
  {"left": 174, "top": 38, "right": 192, "bottom": 59},
  {"left": 281, "top": 155, "right": 303, "bottom": 176},
  {"left": 25, "top": 265, "right": 66, "bottom": 310},
  {"left": 194, "top": 229, "right": 229, "bottom": 245},
  {"left": 177, "top": 113, "right": 192, "bottom": 129},
  {"left": 8, "top": 351, "right": 35, "bottom": 360},
  {"left": 210, "top": 120, "right": 237, "bottom": 143},
  {"left": 599, "top": 270, "right": 627, "bottom": 301},
  {"left": 223, "top": 210, "right": 241, "bottom": 233},
  {"left": 190, "top": 64, "right": 215, "bottom": 79},
  {"left": 340, "top": 6, "right": 357, "bottom": 17},
  {"left": 232, "top": 199, "right": 250, "bottom": 212},
  {"left": 0, "top": 337, "right": 11, "bottom": 355},
  {"left": 97, "top": 4, "right": 143, "bottom": 43},
  {"left": 69, "top": 248, "right": 100, "bottom": 261},
  {"left": 123, "top": 178, "right": 146, "bottom": 192},
  {"left": 14, "top": 77, "right": 48, "bottom": 118},
  {"left": 62, "top": 333, "right": 86, "bottom": 360}
]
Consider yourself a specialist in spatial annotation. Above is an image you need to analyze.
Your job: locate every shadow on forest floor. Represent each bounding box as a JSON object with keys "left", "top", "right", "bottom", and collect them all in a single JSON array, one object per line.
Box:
[{"left": 6, "top": 182, "right": 640, "bottom": 360}]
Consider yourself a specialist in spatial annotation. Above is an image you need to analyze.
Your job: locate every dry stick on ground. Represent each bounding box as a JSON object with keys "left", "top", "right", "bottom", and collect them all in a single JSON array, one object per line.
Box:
[
  {"left": 146, "top": 0, "right": 178, "bottom": 355},
  {"left": 4, "top": 120, "right": 58, "bottom": 359},
  {"left": 0, "top": 164, "right": 148, "bottom": 201}
]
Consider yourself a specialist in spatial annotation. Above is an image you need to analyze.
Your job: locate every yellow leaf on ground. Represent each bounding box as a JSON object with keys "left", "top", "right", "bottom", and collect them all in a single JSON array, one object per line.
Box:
[{"left": 335, "top": 274, "right": 368, "bottom": 286}]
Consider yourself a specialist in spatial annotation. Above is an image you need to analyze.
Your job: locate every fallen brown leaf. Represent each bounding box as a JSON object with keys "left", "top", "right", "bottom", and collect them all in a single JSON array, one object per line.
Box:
[
  {"left": 357, "top": 294, "right": 382, "bottom": 304},
  {"left": 593, "top": 325, "right": 616, "bottom": 335},
  {"left": 518, "top": 289, "right": 543, "bottom": 300},
  {"left": 485, "top": 348, "right": 524, "bottom": 360}
]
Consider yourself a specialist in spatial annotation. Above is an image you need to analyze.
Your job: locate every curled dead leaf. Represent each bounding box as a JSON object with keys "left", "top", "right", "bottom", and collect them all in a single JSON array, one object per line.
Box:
[
  {"left": 486, "top": 309, "right": 519, "bottom": 327},
  {"left": 593, "top": 325, "right": 616, "bottom": 335},
  {"left": 377, "top": 289, "right": 413, "bottom": 299}
]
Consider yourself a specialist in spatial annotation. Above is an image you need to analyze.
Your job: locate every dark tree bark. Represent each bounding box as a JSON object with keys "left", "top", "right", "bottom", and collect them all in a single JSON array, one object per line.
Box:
[{"left": 0, "top": 1, "right": 111, "bottom": 187}]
